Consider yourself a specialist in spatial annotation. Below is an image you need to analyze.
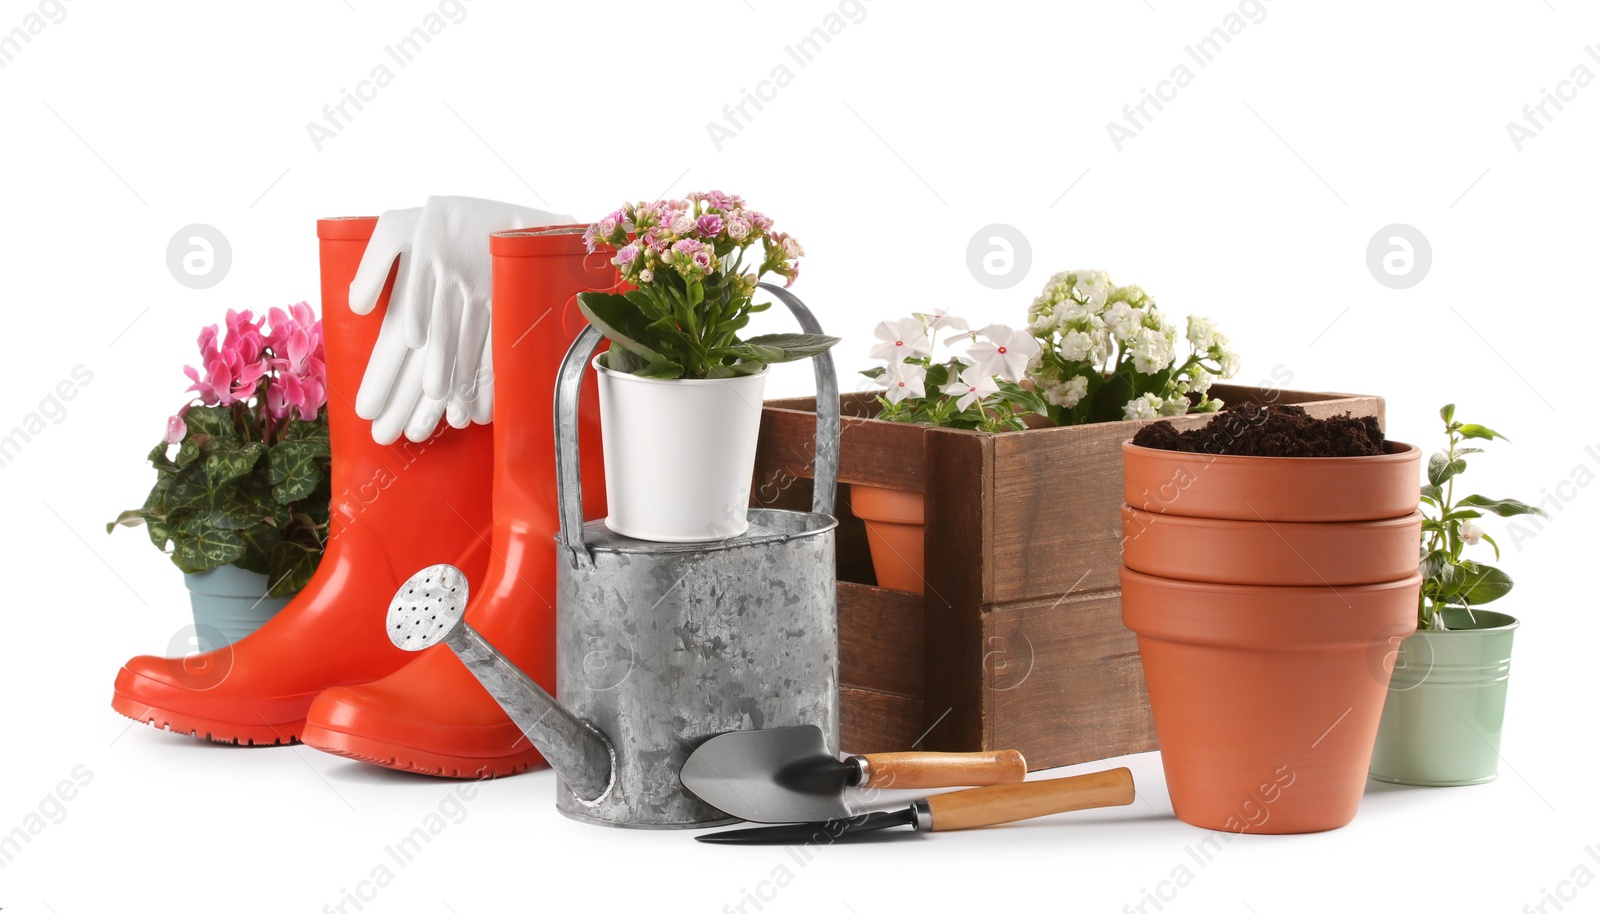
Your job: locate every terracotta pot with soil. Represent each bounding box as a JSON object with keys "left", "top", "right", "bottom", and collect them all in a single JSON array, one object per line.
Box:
[{"left": 1120, "top": 403, "right": 1421, "bottom": 833}]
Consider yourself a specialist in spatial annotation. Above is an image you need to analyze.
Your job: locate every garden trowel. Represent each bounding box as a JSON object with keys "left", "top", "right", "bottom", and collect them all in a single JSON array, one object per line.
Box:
[{"left": 680, "top": 724, "right": 1027, "bottom": 823}]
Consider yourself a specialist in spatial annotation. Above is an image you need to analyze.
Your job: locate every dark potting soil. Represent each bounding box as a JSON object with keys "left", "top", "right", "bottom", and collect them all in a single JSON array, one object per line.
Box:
[{"left": 1130, "top": 403, "right": 1386, "bottom": 457}]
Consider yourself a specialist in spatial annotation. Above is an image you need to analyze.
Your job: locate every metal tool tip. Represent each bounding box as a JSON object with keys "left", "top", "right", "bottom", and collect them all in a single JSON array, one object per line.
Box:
[{"left": 385, "top": 563, "right": 469, "bottom": 651}]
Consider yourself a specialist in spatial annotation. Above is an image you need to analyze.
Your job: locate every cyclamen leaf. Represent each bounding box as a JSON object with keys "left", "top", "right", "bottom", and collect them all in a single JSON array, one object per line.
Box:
[
  {"left": 269, "top": 541, "right": 319, "bottom": 596},
  {"left": 169, "top": 525, "right": 248, "bottom": 574},
  {"left": 268, "top": 440, "right": 325, "bottom": 505},
  {"left": 184, "top": 405, "right": 238, "bottom": 441},
  {"left": 203, "top": 439, "right": 266, "bottom": 487}
]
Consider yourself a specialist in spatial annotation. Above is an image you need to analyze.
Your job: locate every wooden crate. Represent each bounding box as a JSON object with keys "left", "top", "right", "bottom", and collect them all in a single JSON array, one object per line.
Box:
[{"left": 753, "top": 384, "right": 1386, "bottom": 770}]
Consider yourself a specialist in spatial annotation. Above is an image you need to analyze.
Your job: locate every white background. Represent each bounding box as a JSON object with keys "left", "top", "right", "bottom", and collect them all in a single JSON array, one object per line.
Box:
[{"left": 2, "top": 1, "right": 1597, "bottom": 911}]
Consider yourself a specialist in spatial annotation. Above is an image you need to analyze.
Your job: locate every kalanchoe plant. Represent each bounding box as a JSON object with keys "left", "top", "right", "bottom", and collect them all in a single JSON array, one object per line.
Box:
[
  {"left": 863, "top": 313, "right": 1048, "bottom": 432},
  {"left": 1025, "top": 269, "right": 1240, "bottom": 426},
  {"left": 578, "top": 191, "right": 838, "bottom": 379},
  {"left": 1418, "top": 404, "right": 1546, "bottom": 630},
  {"left": 108, "top": 304, "right": 332, "bottom": 597}
]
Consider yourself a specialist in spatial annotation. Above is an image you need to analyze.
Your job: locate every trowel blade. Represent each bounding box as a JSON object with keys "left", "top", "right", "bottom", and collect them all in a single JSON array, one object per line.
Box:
[{"left": 681, "top": 725, "right": 868, "bottom": 824}]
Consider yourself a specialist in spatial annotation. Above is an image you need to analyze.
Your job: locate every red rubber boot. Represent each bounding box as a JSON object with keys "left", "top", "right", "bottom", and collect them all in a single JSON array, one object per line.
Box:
[
  {"left": 111, "top": 218, "right": 497, "bottom": 745},
  {"left": 301, "top": 226, "right": 611, "bottom": 777}
]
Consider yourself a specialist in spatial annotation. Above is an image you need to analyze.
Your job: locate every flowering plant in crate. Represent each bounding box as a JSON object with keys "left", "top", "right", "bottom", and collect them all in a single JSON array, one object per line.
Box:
[
  {"left": 1025, "top": 269, "right": 1240, "bottom": 425},
  {"left": 578, "top": 191, "right": 838, "bottom": 379},
  {"left": 108, "top": 304, "right": 331, "bottom": 596},
  {"left": 863, "top": 313, "right": 1047, "bottom": 432}
]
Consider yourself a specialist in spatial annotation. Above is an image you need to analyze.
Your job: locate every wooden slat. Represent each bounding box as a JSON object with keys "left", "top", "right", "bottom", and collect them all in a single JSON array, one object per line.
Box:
[
  {"left": 981, "top": 590, "right": 1158, "bottom": 771},
  {"left": 753, "top": 399, "right": 935, "bottom": 493},
  {"left": 840, "top": 687, "right": 925, "bottom": 755},
  {"left": 988, "top": 393, "right": 1385, "bottom": 602},
  {"left": 837, "top": 582, "right": 924, "bottom": 697},
  {"left": 920, "top": 427, "right": 991, "bottom": 752}
]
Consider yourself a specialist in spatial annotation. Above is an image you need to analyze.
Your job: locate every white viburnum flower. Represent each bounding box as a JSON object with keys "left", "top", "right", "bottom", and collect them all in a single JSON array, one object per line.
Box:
[
  {"left": 870, "top": 317, "right": 932, "bottom": 362},
  {"left": 878, "top": 360, "right": 927, "bottom": 404},
  {"left": 942, "top": 365, "right": 1000, "bottom": 412},
  {"left": 1130, "top": 325, "right": 1177, "bottom": 375},
  {"left": 1044, "top": 375, "right": 1090, "bottom": 408},
  {"left": 1159, "top": 395, "right": 1191, "bottom": 417},
  {"left": 1187, "top": 315, "right": 1220, "bottom": 352},
  {"left": 964, "top": 324, "right": 1041, "bottom": 382},
  {"left": 1124, "top": 393, "right": 1163, "bottom": 421},
  {"left": 1104, "top": 301, "right": 1144, "bottom": 344}
]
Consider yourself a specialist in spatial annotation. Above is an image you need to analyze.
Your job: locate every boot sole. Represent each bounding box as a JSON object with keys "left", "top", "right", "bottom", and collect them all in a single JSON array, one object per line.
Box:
[
  {"left": 111, "top": 692, "right": 304, "bottom": 746},
  {"left": 301, "top": 720, "right": 543, "bottom": 780}
]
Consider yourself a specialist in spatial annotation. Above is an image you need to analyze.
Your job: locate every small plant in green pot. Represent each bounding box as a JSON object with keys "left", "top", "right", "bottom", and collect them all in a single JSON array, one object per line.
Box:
[
  {"left": 109, "top": 304, "right": 332, "bottom": 646},
  {"left": 1369, "top": 404, "right": 1546, "bottom": 786},
  {"left": 578, "top": 191, "right": 838, "bottom": 543},
  {"left": 855, "top": 312, "right": 1047, "bottom": 593}
]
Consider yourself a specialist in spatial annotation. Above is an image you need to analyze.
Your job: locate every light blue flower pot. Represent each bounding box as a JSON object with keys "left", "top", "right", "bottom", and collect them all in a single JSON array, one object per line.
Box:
[{"left": 183, "top": 565, "right": 293, "bottom": 647}]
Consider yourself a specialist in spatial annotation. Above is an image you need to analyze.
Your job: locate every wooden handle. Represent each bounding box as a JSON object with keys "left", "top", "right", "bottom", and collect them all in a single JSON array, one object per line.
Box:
[
  {"left": 858, "top": 749, "right": 1028, "bottom": 789},
  {"left": 925, "top": 767, "right": 1136, "bottom": 831}
]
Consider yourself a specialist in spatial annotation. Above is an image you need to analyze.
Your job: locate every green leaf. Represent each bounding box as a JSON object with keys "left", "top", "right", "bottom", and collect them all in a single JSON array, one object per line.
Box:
[
  {"left": 184, "top": 405, "right": 238, "bottom": 442},
  {"left": 1442, "top": 508, "right": 1483, "bottom": 522},
  {"left": 267, "top": 440, "right": 325, "bottom": 505},
  {"left": 1419, "top": 549, "right": 1447, "bottom": 580},
  {"left": 169, "top": 525, "right": 247, "bottom": 574},
  {"left": 203, "top": 439, "right": 266, "bottom": 487},
  {"left": 1458, "top": 494, "right": 1546, "bottom": 518},
  {"left": 634, "top": 361, "right": 685, "bottom": 380},
  {"left": 1453, "top": 563, "right": 1514, "bottom": 606},
  {"left": 269, "top": 541, "right": 319, "bottom": 596},
  {"left": 578, "top": 291, "right": 675, "bottom": 367},
  {"left": 166, "top": 463, "right": 215, "bottom": 511},
  {"left": 1480, "top": 532, "right": 1502, "bottom": 561},
  {"left": 107, "top": 509, "right": 148, "bottom": 533},
  {"left": 1439, "top": 404, "right": 1456, "bottom": 425},
  {"left": 1457, "top": 423, "right": 1506, "bottom": 442},
  {"left": 1427, "top": 453, "right": 1466, "bottom": 486},
  {"left": 281, "top": 416, "right": 331, "bottom": 453},
  {"left": 175, "top": 437, "right": 201, "bottom": 469},
  {"left": 147, "top": 443, "right": 179, "bottom": 475},
  {"left": 860, "top": 366, "right": 887, "bottom": 379},
  {"left": 740, "top": 332, "right": 840, "bottom": 364}
]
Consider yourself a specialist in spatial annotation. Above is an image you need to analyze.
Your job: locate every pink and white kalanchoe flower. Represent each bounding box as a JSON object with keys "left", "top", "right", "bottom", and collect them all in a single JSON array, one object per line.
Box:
[{"left": 583, "top": 190, "right": 802, "bottom": 288}]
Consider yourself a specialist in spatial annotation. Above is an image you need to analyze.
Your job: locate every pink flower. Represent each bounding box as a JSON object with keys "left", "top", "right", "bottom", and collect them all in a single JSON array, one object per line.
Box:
[
  {"left": 747, "top": 211, "right": 773, "bottom": 233},
  {"left": 613, "top": 243, "right": 641, "bottom": 268},
  {"left": 163, "top": 415, "right": 186, "bottom": 444},
  {"left": 696, "top": 213, "right": 723, "bottom": 237},
  {"left": 185, "top": 310, "right": 271, "bottom": 407},
  {"left": 264, "top": 302, "right": 328, "bottom": 422},
  {"left": 724, "top": 214, "right": 751, "bottom": 240},
  {"left": 692, "top": 251, "right": 713, "bottom": 272},
  {"left": 670, "top": 211, "right": 696, "bottom": 235}
]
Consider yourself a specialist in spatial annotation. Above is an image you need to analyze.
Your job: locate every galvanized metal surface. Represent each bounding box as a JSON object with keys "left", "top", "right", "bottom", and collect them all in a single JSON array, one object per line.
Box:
[
  {"left": 386, "top": 565, "right": 615, "bottom": 801},
  {"left": 404, "top": 287, "right": 842, "bottom": 829}
]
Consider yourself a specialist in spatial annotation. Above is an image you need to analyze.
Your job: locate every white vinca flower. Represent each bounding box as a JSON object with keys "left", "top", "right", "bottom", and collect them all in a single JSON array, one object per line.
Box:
[
  {"left": 870, "top": 317, "right": 932, "bottom": 361},
  {"left": 919, "top": 311, "right": 971, "bottom": 336},
  {"left": 878, "top": 359, "right": 927, "bottom": 404},
  {"left": 963, "top": 324, "right": 1041, "bottom": 382},
  {"left": 1460, "top": 520, "right": 1485, "bottom": 545},
  {"left": 1123, "top": 393, "right": 1163, "bottom": 421},
  {"left": 942, "top": 365, "right": 999, "bottom": 411}
]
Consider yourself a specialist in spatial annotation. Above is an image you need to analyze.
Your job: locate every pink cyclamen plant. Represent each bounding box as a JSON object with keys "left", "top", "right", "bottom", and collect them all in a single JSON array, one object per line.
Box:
[{"left": 177, "top": 304, "right": 327, "bottom": 440}]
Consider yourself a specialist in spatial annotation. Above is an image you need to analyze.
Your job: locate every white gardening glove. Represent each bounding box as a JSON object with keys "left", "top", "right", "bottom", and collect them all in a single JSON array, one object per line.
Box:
[
  {"left": 348, "top": 207, "right": 448, "bottom": 445},
  {"left": 348, "top": 197, "right": 570, "bottom": 443}
]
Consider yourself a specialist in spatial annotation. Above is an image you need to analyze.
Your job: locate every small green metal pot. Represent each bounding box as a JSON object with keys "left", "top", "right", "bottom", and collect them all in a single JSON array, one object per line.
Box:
[
  {"left": 1369, "top": 607, "right": 1519, "bottom": 786},
  {"left": 183, "top": 565, "right": 293, "bottom": 647}
]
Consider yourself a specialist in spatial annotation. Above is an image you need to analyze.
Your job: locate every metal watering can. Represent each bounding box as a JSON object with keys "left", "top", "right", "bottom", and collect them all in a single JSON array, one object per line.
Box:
[{"left": 386, "top": 285, "right": 840, "bottom": 828}]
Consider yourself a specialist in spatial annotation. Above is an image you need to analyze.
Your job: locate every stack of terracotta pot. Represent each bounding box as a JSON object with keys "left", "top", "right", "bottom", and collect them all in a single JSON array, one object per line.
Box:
[{"left": 1118, "top": 439, "right": 1423, "bottom": 834}]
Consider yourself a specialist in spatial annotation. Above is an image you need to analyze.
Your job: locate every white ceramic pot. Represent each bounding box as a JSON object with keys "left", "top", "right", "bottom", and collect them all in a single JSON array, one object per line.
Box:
[{"left": 593, "top": 355, "right": 767, "bottom": 542}]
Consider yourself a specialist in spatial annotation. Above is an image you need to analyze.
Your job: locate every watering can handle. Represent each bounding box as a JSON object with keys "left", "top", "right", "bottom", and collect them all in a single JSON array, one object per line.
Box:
[{"left": 553, "top": 283, "right": 840, "bottom": 565}]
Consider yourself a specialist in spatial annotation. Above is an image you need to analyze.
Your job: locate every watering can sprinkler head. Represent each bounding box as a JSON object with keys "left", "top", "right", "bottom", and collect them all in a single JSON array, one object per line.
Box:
[
  {"left": 386, "top": 564, "right": 469, "bottom": 651},
  {"left": 384, "top": 564, "right": 616, "bottom": 802}
]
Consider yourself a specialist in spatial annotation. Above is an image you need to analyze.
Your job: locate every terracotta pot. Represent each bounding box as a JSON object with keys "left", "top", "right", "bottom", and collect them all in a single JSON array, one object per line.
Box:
[
  {"left": 850, "top": 485, "right": 925, "bottom": 594},
  {"left": 1121, "top": 505, "right": 1423, "bottom": 586},
  {"left": 1122, "top": 440, "right": 1422, "bottom": 522},
  {"left": 1122, "top": 567, "right": 1420, "bottom": 833}
]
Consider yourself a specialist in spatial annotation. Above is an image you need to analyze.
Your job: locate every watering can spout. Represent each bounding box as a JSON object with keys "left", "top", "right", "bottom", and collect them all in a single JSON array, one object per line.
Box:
[{"left": 385, "top": 564, "right": 614, "bottom": 801}]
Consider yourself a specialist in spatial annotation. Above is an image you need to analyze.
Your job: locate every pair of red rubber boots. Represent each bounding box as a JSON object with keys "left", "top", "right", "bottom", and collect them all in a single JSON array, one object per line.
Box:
[{"left": 111, "top": 218, "right": 608, "bottom": 778}]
